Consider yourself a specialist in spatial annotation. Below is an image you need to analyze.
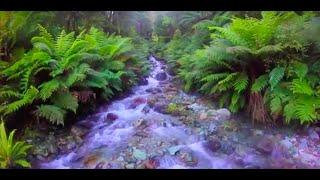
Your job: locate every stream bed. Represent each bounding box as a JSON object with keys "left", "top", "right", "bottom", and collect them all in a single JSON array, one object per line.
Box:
[{"left": 34, "top": 56, "right": 320, "bottom": 169}]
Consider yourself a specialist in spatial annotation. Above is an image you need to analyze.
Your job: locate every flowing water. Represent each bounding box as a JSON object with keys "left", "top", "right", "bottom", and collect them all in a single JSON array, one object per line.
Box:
[{"left": 38, "top": 55, "right": 320, "bottom": 169}]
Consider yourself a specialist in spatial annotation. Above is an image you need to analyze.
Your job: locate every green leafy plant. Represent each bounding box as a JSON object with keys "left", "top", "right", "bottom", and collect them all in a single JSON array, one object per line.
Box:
[{"left": 0, "top": 121, "right": 32, "bottom": 168}]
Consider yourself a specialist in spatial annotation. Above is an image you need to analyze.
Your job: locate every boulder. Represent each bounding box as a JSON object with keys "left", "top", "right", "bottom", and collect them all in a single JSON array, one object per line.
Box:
[
  {"left": 155, "top": 72, "right": 167, "bottom": 81},
  {"left": 142, "top": 105, "right": 151, "bottom": 113},
  {"left": 215, "top": 108, "right": 231, "bottom": 121},
  {"left": 105, "top": 113, "right": 119, "bottom": 121},
  {"left": 146, "top": 87, "right": 162, "bottom": 94},
  {"left": 205, "top": 138, "right": 221, "bottom": 152},
  {"left": 71, "top": 125, "right": 88, "bottom": 138},
  {"left": 256, "top": 136, "right": 275, "bottom": 154},
  {"left": 138, "top": 77, "right": 148, "bottom": 86},
  {"left": 129, "top": 97, "right": 147, "bottom": 109}
]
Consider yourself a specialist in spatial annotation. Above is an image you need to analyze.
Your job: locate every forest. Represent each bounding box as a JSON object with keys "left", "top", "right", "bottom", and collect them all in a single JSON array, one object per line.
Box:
[{"left": 1, "top": 11, "right": 320, "bottom": 169}]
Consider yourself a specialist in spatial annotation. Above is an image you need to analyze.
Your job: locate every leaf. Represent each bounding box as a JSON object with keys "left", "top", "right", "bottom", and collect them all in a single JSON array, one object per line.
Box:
[
  {"left": 233, "top": 72, "right": 248, "bottom": 93},
  {"left": 251, "top": 74, "right": 269, "bottom": 92},
  {"left": 15, "top": 160, "right": 31, "bottom": 168},
  {"left": 51, "top": 91, "right": 78, "bottom": 113},
  {"left": 38, "top": 79, "right": 61, "bottom": 101},
  {"left": 290, "top": 79, "right": 313, "bottom": 96},
  {"left": 269, "top": 67, "right": 285, "bottom": 90},
  {"left": 35, "top": 105, "right": 66, "bottom": 125}
]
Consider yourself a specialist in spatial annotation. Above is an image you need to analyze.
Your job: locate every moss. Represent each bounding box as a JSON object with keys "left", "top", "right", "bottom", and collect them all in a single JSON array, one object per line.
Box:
[{"left": 167, "top": 103, "right": 178, "bottom": 114}]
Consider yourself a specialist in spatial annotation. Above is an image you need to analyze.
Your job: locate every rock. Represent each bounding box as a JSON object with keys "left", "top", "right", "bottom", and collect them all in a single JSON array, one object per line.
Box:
[
  {"left": 155, "top": 72, "right": 167, "bottom": 81},
  {"left": 133, "top": 119, "right": 147, "bottom": 129},
  {"left": 252, "top": 130, "right": 264, "bottom": 137},
  {"left": 77, "top": 120, "right": 95, "bottom": 129},
  {"left": 125, "top": 163, "right": 135, "bottom": 169},
  {"left": 216, "top": 108, "right": 231, "bottom": 121},
  {"left": 167, "top": 146, "right": 181, "bottom": 155},
  {"left": 308, "top": 128, "right": 320, "bottom": 141},
  {"left": 133, "top": 148, "right": 147, "bottom": 160},
  {"left": 86, "top": 114, "right": 102, "bottom": 122},
  {"left": 71, "top": 125, "right": 88, "bottom": 138},
  {"left": 221, "top": 142, "right": 235, "bottom": 155},
  {"left": 177, "top": 148, "right": 198, "bottom": 166},
  {"left": 105, "top": 113, "right": 119, "bottom": 121},
  {"left": 299, "top": 138, "right": 308, "bottom": 149},
  {"left": 242, "top": 154, "right": 267, "bottom": 169},
  {"left": 83, "top": 154, "right": 99, "bottom": 168},
  {"left": 129, "top": 97, "right": 147, "bottom": 109},
  {"left": 187, "top": 103, "right": 203, "bottom": 112},
  {"left": 205, "top": 138, "right": 221, "bottom": 152},
  {"left": 154, "top": 103, "right": 167, "bottom": 114},
  {"left": 256, "top": 136, "right": 275, "bottom": 154},
  {"left": 144, "top": 159, "right": 158, "bottom": 169},
  {"left": 299, "top": 151, "right": 318, "bottom": 166},
  {"left": 142, "top": 105, "right": 151, "bottom": 113},
  {"left": 279, "top": 139, "right": 294, "bottom": 152},
  {"left": 146, "top": 88, "right": 162, "bottom": 94},
  {"left": 199, "top": 111, "right": 208, "bottom": 121},
  {"left": 208, "top": 123, "right": 218, "bottom": 135},
  {"left": 95, "top": 162, "right": 107, "bottom": 169},
  {"left": 270, "top": 146, "right": 297, "bottom": 168},
  {"left": 138, "top": 77, "right": 148, "bottom": 85}
]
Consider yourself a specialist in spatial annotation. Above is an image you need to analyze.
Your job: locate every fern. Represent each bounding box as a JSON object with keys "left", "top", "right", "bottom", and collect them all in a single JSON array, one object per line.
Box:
[
  {"left": 2, "top": 86, "right": 39, "bottom": 116},
  {"left": 34, "top": 105, "right": 66, "bottom": 126},
  {"left": 269, "top": 67, "right": 285, "bottom": 90},
  {"left": 38, "top": 79, "right": 61, "bottom": 101},
  {"left": 51, "top": 91, "right": 78, "bottom": 113},
  {"left": 290, "top": 79, "right": 313, "bottom": 96},
  {"left": 251, "top": 74, "right": 269, "bottom": 92},
  {"left": 233, "top": 72, "right": 249, "bottom": 93},
  {"left": 0, "top": 121, "right": 32, "bottom": 168}
]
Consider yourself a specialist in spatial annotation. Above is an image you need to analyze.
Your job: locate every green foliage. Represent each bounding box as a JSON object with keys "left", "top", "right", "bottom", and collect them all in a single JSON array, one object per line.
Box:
[
  {"left": 168, "top": 11, "right": 319, "bottom": 125},
  {"left": 1, "top": 25, "right": 143, "bottom": 126},
  {"left": 0, "top": 121, "right": 32, "bottom": 168},
  {"left": 34, "top": 105, "right": 66, "bottom": 126}
]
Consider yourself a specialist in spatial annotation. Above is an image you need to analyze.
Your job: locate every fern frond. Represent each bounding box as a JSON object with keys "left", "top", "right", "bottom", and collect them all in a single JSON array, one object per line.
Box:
[
  {"left": 269, "top": 67, "right": 285, "bottom": 90},
  {"left": 251, "top": 74, "right": 269, "bottom": 92},
  {"left": 2, "top": 86, "right": 38, "bottom": 115},
  {"left": 38, "top": 79, "right": 61, "bottom": 101},
  {"left": 233, "top": 72, "right": 249, "bottom": 93},
  {"left": 51, "top": 91, "right": 78, "bottom": 113},
  {"left": 34, "top": 105, "right": 66, "bottom": 125},
  {"left": 290, "top": 79, "right": 313, "bottom": 95}
]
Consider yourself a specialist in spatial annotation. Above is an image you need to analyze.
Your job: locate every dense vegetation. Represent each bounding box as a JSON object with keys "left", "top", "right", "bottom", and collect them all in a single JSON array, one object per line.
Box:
[
  {"left": 155, "top": 11, "right": 320, "bottom": 126},
  {"left": 0, "top": 11, "right": 152, "bottom": 168},
  {"left": 1, "top": 11, "right": 320, "bottom": 169}
]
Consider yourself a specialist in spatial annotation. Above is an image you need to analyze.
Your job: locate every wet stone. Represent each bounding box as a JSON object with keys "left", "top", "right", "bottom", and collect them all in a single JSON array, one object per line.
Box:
[
  {"left": 133, "top": 148, "right": 147, "bottom": 160},
  {"left": 256, "top": 136, "right": 275, "bottom": 154},
  {"left": 155, "top": 72, "right": 167, "bottom": 81},
  {"left": 167, "top": 146, "right": 181, "bottom": 155},
  {"left": 142, "top": 105, "right": 151, "bottom": 113},
  {"left": 220, "top": 142, "right": 235, "bottom": 155},
  {"left": 205, "top": 138, "right": 222, "bottom": 152},
  {"left": 178, "top": 148, "right": 198, "bottom": 166},
  {"left": 105, "top": 113, "right": 119, "bottom": 121},
  {"left": 129, "top": 97, "right": 147, "bottom": 109},
  {"left": 146, "top": 88, "right": 162, "bottom": 94},
  {"left": 308, "top": 128, "right": 320, "bottom": 141}
]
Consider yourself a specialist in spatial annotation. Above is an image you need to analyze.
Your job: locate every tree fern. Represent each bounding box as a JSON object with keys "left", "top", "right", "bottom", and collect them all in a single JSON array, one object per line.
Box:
[
  {"left": 233, "top": 72, "right": 249, "bottom": 93},
  {"left": 251, "top": 74, "right": 269, "bottom": 92},
  {"left": 269, "top": 67, "right": 285, "bottom": 90},
  {"left": 290, "top": 79, "right": 313, "bottom": 96}
]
